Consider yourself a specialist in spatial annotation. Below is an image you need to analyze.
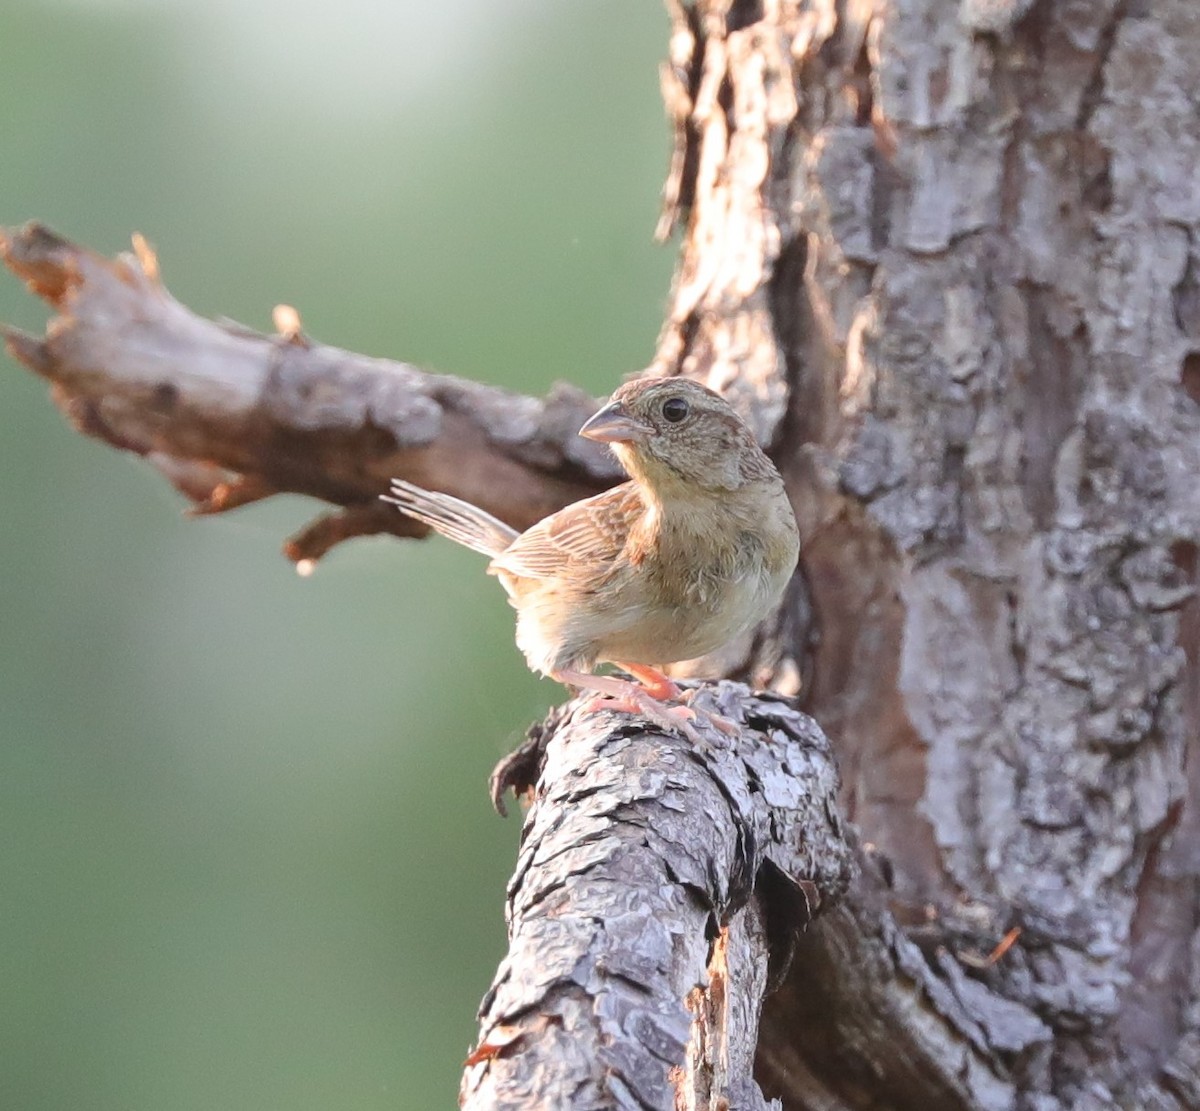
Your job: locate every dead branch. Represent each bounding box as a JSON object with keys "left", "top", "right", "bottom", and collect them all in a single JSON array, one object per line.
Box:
[{"left": 0, "top": 223, "right": 619, "bottom": 566}]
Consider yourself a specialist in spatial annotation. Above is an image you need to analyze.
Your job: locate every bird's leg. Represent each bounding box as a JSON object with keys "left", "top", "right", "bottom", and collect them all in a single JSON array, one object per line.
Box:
[
  {"left": 552, "top": 668, "right": 701, "bottom": 743},
  {"left": 613, "top": 662, "right": 683, "bottom": 702}
]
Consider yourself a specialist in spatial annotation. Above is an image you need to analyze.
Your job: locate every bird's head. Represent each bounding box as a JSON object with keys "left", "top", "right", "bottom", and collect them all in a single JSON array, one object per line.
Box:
[{"left": 578, "top": 378, "right": 772, "bottom": 493}]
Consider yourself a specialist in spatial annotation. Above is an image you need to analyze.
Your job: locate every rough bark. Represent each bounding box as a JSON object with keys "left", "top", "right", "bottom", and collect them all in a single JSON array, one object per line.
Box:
[
  {"left": 677, "top": 0, "right": 1200, "bottom": 1107},
  {"left": 6, "top": 0, "right": 1200, "bottom": 1108},
  {"left": 464, "top": 684, "right": 852, "bottom": 1111}
]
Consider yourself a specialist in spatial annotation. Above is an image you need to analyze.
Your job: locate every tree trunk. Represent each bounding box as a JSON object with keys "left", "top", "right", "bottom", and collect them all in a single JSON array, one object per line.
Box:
[
  {"left": 682, "top": 0, "right": 1200, "bottom": 1106},
  {"left": 5, "top": 1, "right": 1200, "bottom": 1108}
]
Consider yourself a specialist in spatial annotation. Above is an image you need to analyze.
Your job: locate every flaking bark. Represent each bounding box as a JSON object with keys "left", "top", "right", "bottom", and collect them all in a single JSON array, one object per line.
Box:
[{"left": 468, "top": 684, "right": 852, "bottom": 1111}]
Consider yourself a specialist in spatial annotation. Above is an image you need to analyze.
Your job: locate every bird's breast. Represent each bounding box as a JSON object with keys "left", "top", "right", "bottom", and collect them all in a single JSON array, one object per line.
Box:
[{"left": 591, "top": 518, "right": 790, "bottom": 666}]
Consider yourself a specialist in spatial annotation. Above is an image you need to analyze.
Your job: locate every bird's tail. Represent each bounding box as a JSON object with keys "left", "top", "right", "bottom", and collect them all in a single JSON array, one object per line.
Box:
[{"left": 382, "top": 479, "right": 518, "bottom": 558}]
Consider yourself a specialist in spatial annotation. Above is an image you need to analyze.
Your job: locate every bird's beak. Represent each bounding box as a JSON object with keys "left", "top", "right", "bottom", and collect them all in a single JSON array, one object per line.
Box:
[{"left": 578, "top": 402, "right": 654, "bottom": 444}]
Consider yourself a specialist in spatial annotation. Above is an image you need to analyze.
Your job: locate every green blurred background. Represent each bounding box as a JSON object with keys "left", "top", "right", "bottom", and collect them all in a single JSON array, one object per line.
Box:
[{"left": 0, "top": 2, "right": 673, "bottom": 1107}]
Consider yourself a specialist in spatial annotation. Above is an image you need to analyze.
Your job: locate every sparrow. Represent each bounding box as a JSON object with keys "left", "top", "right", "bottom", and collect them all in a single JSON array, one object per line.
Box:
[{"left": 382, "top": 377, "right": 799, "bottom": 737}]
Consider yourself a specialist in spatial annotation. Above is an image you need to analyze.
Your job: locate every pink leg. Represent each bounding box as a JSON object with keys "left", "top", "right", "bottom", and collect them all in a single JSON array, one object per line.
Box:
[
  {"left": 552, "top": 668, "right": 701, "bottom": 743},
  {"left": 620, "top": 664, "right": 740, "bottom": 737},
  {"left": 613, "top": 662, "right": 683, "bottom": 702}
]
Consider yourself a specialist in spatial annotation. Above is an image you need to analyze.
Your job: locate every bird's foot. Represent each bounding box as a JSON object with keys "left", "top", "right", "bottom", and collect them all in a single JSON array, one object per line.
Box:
[
  {"left": 555, "top": 668, "right": 744, "bottom": 742},
  {"left": 579, "top": 690, "right": 703, "bottom": 744},
  {"left": 555, "top": 667, "right": 702, "bottom": 742}
]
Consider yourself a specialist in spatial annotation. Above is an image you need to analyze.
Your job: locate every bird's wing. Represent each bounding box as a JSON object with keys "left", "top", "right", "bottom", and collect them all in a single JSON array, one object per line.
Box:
[{"left": 490, "top": 482, "right": 642, "bottom": 581}]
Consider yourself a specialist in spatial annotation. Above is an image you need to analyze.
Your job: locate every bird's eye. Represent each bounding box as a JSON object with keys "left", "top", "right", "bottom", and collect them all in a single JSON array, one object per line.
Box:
[{"left": 661, "top": 397, "right": 690, "bottom": 423}]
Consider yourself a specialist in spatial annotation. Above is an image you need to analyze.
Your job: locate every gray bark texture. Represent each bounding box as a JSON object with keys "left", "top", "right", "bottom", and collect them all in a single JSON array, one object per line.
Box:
[
  {"left": 675, "top": 0, "right": 1200, "bottom": 1107},
  {"left": 5, "top": 0, "right": 1200, "bottom": 1108},
  {"left": 462, "top": 686, "right": 851, "bottom": 1111}
]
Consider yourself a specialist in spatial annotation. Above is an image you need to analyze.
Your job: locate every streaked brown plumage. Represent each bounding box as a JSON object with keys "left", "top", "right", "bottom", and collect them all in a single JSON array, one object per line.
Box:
[{"left": 383, "top": 378, "right": 799, "bottom": 735}]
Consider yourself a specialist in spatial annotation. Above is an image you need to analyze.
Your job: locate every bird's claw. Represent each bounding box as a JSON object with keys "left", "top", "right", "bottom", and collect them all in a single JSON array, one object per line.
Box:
[
  {"left": 675, "top": 687, "right": 741, "bottom": 735},
  {"left": 702, "top": 708, "right": 741, "bottom": 736}
]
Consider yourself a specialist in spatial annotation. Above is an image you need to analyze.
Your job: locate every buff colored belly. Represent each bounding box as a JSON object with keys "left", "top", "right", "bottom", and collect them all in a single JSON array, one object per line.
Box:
[{"left": 514, "top": 559, "right": 782, "bottom": 675}]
